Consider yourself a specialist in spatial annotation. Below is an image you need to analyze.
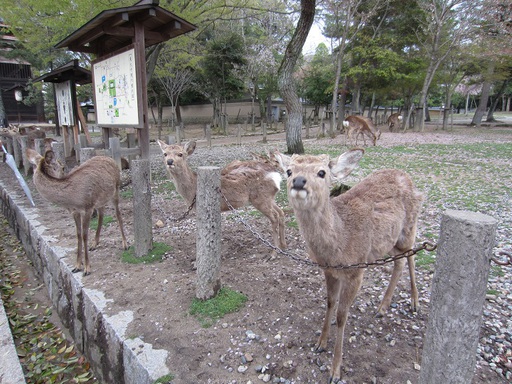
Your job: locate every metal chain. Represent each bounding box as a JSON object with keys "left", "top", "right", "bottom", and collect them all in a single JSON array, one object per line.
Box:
[
  {"left": 491, "top": 250, "right": 512, "bottom": 266},
  {"left": 218, "top": 189, "right": 437, "bottom": 270},
  {"left": 154, "top": 194, "right": 196, "bottom": 224}
]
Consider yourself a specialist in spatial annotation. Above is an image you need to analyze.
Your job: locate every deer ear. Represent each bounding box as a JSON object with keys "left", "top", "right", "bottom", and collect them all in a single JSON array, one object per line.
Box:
[
  {"left": 184, "top": 141, "right": 196, "bottom": 155},
  {"left": 26, "top": 148, "right": 42, "bottom": 165},
  {"left": 157, "top": 139, "right": 167, "bottom": 151},
  {"left": 330, "top": 148, "right": 364, "bottom": 179},
  {"left": 273, "top": 151, "right": 291, "bottom": 173}
]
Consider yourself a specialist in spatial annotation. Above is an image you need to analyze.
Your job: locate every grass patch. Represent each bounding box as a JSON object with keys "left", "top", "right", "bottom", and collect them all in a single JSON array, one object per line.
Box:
[
  {"left": 190, "top": 287, "right": 247, "bottom": 328},
  {"left": 415, "top": 250, "right": 437, "bottom": 270},
  {"left": 121, "top": 242, "right": 172, "bottom": 264},
  {"left": 120, "top": 188, "right": 133, "bottom": 199},
  {"left": 153, "top": 374, "right": 175, "bottom": 383},
  {"left": 90, "top": 215, "right": 115, "bottom": 231}
]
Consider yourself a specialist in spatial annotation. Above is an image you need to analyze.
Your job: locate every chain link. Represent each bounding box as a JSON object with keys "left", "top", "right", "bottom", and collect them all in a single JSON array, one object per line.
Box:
[
  {"left": 154, "top": 194, "right": 196, "bottom": 224},
  {"left": 491, "top": 250, "right": 512, "bottom": 266},
  {"left": 218, "top": 189, "right": 437, "bottom": 270}
]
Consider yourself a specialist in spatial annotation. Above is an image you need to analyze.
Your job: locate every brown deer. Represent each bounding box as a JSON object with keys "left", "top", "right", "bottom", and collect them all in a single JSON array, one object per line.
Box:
[
  {"left": 387, "top": 112, "right": 403, "bottom": 132},
  {"left": 342, "top": 115, "right": 381, "bottom": 146},
  {"left": 275, "top": 149, "right": 423, "bottom": 383},
  {"left": 26, "top": 149, "right": 127, "bottom": 276},
  {"left": 157, "top": 140, "right": 286, "bottom": 251}
]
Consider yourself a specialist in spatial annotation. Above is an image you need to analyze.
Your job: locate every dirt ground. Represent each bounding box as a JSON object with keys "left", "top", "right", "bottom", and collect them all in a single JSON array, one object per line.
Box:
[{"left": 2, "top": 121, "right": 511, "bottom": 384}]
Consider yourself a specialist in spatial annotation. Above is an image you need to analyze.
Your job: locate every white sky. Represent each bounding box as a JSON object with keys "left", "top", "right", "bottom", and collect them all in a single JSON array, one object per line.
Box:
[{"left": 303, "top": 22, "right": 330, "bottom": 55}]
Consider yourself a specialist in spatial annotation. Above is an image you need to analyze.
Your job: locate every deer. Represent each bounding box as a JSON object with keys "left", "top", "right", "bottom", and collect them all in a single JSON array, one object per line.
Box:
[
  {"left": 157, "top": 140, "right": 286, "bottom": 252},
  {"left": 274, "top": 148, "right": 423, "bottom": 383},
  {"left": 342, "top": 115, "right": 381, "bottom": 147},
  {"left": 26, "top": 148, "right": 127, "bottom": 276},
  {"left": 387, "top": 112, "right": 403, "bottom": 132}
]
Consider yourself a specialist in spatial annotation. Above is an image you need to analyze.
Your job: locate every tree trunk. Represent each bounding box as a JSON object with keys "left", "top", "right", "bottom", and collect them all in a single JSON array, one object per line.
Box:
[
  {"left": 277, "top": 0, "right": 315, "bottom": 154},
  {"left": 487, "top": 79, "right": 508, "bottom": 122},
  {"left": 471, "top": 63, "right": 495, "bottom": 127}
]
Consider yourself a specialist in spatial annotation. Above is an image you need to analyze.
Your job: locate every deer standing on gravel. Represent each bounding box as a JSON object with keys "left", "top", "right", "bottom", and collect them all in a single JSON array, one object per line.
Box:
[
  {"left": 275, "top": 148, "right": 423, "bottom": 383},
  {"left": 26, "top": 149, "right": 127, "bottom": 276},
  {"left": 387, "top": 112, "right": 403, "bottom": 132},
  {"left": 342, "top": 115, "right": 381, "bottom": 146},
  {"left": 157, "top": 140, "right": 286, "bottom": 251}
]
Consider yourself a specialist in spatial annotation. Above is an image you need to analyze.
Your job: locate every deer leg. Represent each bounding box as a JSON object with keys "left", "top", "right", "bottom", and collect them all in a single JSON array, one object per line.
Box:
[
  {"left": 113, "top": 197, "right": 128, "bottom": 250},
  {"left": 330, "top": 270, "right": 364, "bottom": 383},
  {"left": 376, "top": 255, "right": 406, "bottom": 317},
  {"left": 252, "top": 200, "right": 285, "bottom": 252},
  {"left": 71, "top": 212, "right": 83, "bottom": 273},
  {"left": 315, "top": 271, "right": 341, "bottom": 353},
  {"left": 272, "top": 202, "right": 286, "bottom": 250},
  {"left": 407, "top": 255, "right": 419, "bottom": 312},
  {"left": 81, "top": 209, "right": 94, "bottom": 276},
  {"left": 90, "top": 207, "right": 104, "bottom": 250}
]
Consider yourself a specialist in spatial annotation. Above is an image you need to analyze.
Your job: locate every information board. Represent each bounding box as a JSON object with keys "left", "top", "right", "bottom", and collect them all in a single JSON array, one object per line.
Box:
[
  {"left": 93, "top": 48, "right": 140, "bottom": 126},
  {"left": 55, "top": 80, "right": 74, "bottom": 126}
]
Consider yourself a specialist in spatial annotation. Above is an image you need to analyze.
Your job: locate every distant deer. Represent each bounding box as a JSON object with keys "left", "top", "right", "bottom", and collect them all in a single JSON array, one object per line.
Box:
[
  {"left": 157, "top": 140, "right": 286, "bottom": 251},
  {"left": 342, "top": 115, "right": 381, "bottom": 146},
  {"left": 26, "top": 149, "right": 127, "bottom": 276},
  {"left": 387, "top": 112, "right": 403, "bottom": 132},
  {"left": 275, "top": 149, "right": 423, "bottom": 383}
]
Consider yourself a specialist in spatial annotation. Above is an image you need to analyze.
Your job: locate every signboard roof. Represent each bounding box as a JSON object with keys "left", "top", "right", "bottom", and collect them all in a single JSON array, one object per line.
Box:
[{"left": 54, "top": 0, "right": 196, "bottom": 55}]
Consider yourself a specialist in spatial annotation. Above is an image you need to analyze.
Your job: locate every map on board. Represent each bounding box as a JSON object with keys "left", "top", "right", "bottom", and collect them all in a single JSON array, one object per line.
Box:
[{"left": 93, "top": 48, "right": 140, "bottom": 126}]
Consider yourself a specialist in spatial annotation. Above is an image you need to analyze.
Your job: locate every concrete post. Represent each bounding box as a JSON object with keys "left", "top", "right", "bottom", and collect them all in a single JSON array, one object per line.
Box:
[
  {"left": 51, "top": 141, "right": 67, "bottom": 174},
  {"left": 79, "top": 148, "right": 96, "bottom": 163},
  {"left": 11, "top": 136, "right": 21, "bottom": 169},
  {"left": 132, "top": 159, "right": 153, "bottom": 257},
  {"left": 262, "top": 123, "right": 267, "bottom": 144},
  {"left": 205, "top": 124, "right": 212, "bottom": 148},
  {"left": 195, "top": 166, "right": 221, "bottom": 300},
  {"left": 237, "top": 124, "right": 241, "bottom": 145},
  {"left": 18, "top": 136, "right": 31, "bottom": 175},
  {"left": 419, "top": 210, "right": 497, "bottom": 384},
  {"left": 109, "top": 137, "right": 122, "bottom": 170},
  {"left": 34, "top": 138, "right": 45, "bottom": 155}
]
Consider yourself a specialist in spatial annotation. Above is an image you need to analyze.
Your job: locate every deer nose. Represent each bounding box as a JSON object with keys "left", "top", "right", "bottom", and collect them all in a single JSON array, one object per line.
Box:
[
  {"left": 292, "top": 176, "right": 307, "bottom": 190},
  {"left": 167, "top": 159, "right": 174, "bottom": 166}
]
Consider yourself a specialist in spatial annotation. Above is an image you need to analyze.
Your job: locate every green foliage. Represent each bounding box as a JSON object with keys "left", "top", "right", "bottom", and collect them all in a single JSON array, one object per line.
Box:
[
  {"left": 153, "top": 374, "right": 175, "bottom": 384},
  {"left": 121, "top": 242, "right": 172, "bottom": 264},
  {"left": 301, "top": 43, "right": 334, "bottom": 106},
  {"left": 189, "top": 287, "right": 247, "bottom": 328}
]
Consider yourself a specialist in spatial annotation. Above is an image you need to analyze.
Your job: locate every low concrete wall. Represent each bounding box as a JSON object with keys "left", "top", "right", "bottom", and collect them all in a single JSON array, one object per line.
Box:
[{"left": 0, "top": 168, "right": 170, "bottom": 384}]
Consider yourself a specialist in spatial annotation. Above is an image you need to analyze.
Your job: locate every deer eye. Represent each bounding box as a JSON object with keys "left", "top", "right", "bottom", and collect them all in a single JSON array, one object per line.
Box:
[
  {"left": 163, "top": 153, "right": 167, "bottom": 157},
  {"left": 178, "top": 153, "right": 183, "bottom": 157},
  {"left": 317, "top": 170, "right": 326, "bottom": 178},
  {"left": 286, "top": 169, "right": 292, "bottom": 177}
]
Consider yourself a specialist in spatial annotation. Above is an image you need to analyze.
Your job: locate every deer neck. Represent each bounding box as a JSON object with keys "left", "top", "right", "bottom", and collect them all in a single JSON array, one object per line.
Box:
[{"left": 169, "top": 164, "right": 198, "bottom": 206}]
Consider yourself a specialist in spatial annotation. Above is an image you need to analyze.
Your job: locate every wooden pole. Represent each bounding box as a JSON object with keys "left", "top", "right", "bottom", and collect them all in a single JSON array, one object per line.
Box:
[{"left": 419, "top": 210, "right": 497, "bottom": 384}]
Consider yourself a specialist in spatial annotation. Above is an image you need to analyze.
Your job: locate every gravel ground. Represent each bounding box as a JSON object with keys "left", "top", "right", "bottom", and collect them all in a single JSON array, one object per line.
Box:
[{"left": 145, "top": 124, "right": 512, "bottom": 382}]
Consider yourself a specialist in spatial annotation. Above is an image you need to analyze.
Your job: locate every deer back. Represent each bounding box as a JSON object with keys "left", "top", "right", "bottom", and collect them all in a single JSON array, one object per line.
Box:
[
  {"left": 28, "top": 149, "right": 120, "bottom": 212},
  {"left": 220, "top": 159, "right": 282, "bottom": 209}
]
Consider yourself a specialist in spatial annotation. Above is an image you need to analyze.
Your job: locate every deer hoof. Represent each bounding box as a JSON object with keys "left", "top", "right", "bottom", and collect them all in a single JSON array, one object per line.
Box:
[
  {"left": 314, "top": 345, "right": 326, "bottom": 353},
  {"left": 71, "top": 267, "right": 82, "bottom": 273},
  {"left": 329, "top": 377, "right": 345, "bottom": 384},
  {"left": 83, "top": 270, "right": 91, "bottom": 277}
]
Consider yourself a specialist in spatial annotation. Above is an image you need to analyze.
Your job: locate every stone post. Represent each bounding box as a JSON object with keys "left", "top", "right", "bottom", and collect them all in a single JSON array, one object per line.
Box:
[
  {"left": 132, "top": 159, "right": 153, "bottom": 257},
  {"left": 79, "top": 148, "right": 96, "bottom": 163},
  {"left": 51, "top": 141, "right": 67, "bottom": 173},
  {"left": 195, "top": 166, "right": 221, "bottom": 300},
  {"left": 419, "top": 210, "right": 497, "bottom": 384}
]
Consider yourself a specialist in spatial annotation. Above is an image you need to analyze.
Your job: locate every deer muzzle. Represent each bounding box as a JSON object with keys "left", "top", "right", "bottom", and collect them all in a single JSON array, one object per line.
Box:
[{"left": 290, "top": 176, "right": 308, "bottom": 199}]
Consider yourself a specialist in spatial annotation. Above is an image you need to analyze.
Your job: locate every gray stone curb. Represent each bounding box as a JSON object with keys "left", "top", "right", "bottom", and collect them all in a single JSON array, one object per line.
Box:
[{"left": 0, "top": 167, "right": 170, "bottom": 384}]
